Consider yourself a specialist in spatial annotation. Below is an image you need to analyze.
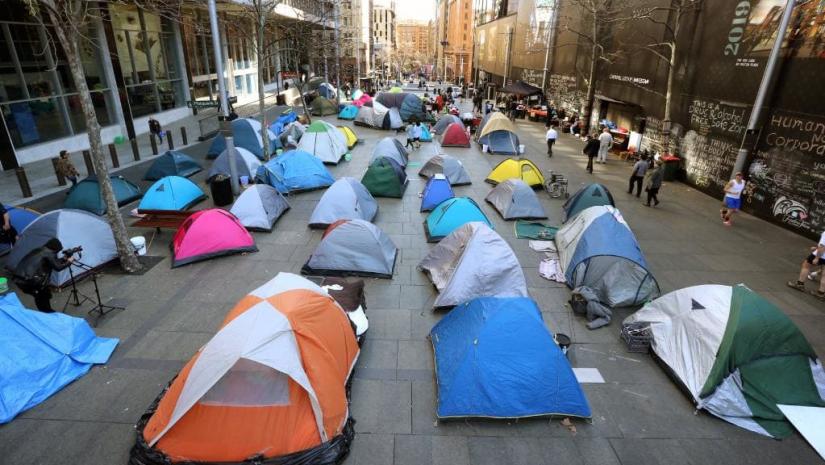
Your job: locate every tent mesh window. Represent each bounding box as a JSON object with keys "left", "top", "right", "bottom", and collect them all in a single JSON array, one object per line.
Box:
[{"left": 200, "top": 359, "right": 291, "bottom": 407}]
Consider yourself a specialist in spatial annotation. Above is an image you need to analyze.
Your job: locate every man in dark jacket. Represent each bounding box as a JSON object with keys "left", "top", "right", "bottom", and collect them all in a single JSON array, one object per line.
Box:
[
  {"left": 582, "top": 133, "right": 600, "bottom": 174},
  {"left": 13, "top": 238, "right": 74, "bottom": 312}
]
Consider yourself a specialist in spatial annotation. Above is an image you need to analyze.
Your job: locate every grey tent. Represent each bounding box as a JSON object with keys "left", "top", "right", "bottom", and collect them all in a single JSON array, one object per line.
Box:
[
  {"left": 5, "top": 209, "right": 117, "bottom": 288},
  {"left": 302, "top": 219, "right": 398, "bottom": 278},
  {"left": 418, "top": 155, "right": 472, "bottom": 185},
  {"left": 485, "top": 179, "right": 547, "bottom": 220},
  {"left": 308, "top": 177, "right": 378, "bottom": 229},
  {"left": 388, "top": 107, "right": 403, "bottom": 129},
  {"left": 433, "top": 114, "right": 462, "bottom": 135},
  {"left": 207, "top": 146, "right": 261, "bottom": 183},
  {"left": 417, "top": 222, "right": 528, "bottom": 308},
  {"left": 355, "top": 101, "right": 392, "bottom": 129},
  {"left": 230, "top": 184, "right": 290, "bottom": 232},
  {"left": 371, "top": 137, "right": 409, "bottom": 167},
  {"left": 278, "top": 122, "right": 305, "bottom": 147}
]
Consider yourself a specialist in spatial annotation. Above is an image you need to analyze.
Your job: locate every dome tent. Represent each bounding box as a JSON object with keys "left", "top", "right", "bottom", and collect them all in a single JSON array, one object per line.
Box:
[
  {"left": 431, "top": 297, "right": 591, "bottom": 419},
  {"left": 370, "top": 137, "right": 408, "bottom": 167},
  {"left": 298, "top": 121, "right": 348, "bottom": 165},
  {"left": 440, "top": 122, "right": 471, "bottom": 148},
  {"left": 624, "top": 284, "right": 825, "bottom": 438},
  {"left": 338, "top": 104, "right": 358, "bottom": 120},
  {"left": 230, "top": 184, "right": 290, "bottom": 232},
  {"left": 354, "top": 101, "right": 394, "bottom": 129},
  {"left": 337, "top": 126, "right": 358, "bottom": 149},
  {"left": 64, "top": 175, "right": 142, "bottom": 215},
  {"left": 563, "top": 183, "right": 615, "bottom": 222},
  {"left": 361, "top": 157, "right": 408, "bottom": 198},
  {"left": 477, "top": 112, "right": 519, "bottom": 155},
  {"left": 5, "top": 209, "right": 117, "bottom": 288},
  {"left": 143, "top": 151, "right": 202, "bottom": 181},
  {"left": 432, "top": 114, "right": 462, "bottom": 135},
  {"left": 207, "top": 118, "right": 280, "bottom": 160},
  {"left": 255, "top": 149, "right": 335, "bottom": 194},
  {"left": 308, "top": 178, "right": 378, "bottom": 229},
  {"left": 418, "top": 154, "right": 471, "bottom": 185},
  {"left": 130, "top": 273, "right": 358, "bottom": 465},
  {"left": 485, "top": 179, "right": 547, "bottom": 220},
  {"left": 555, "top": 205, "right": 658, "bottom": 307},
  {"left": 207, "top": 146, "right": 261, "bottom": 183},
  {"left": 0, "top": 207, "right": 39, "bottom": 256},
  {"left": 139, "top": 176, "right": 206, "bottom": 211},
  {"left": 171, "top": 209, "right": 257, "bottom": 267},
  {"left": 353, "top": 92, "right": 372, "bottom": 107},
  {"left": 317, "top": 82, "right": 337, "bottom": 99},
  {"left": 485, "top": 158, "right": 545, "bottom": 188},
  {"left": 387, "top": 107, "right": 403, "bottom": 129},
  {"left": 310, "top": 96, "right": 338, "bottom": 116},
  {"left": 420, "top": 175, "right": 454, "bottom": 212},
  {"left": 376, "top": 92, "right": 426, "bottom": 121},
  {"left": 302, "top": 219, "right": 398, "bottom": 278},
  {"left": 424, "top": 197, "right": 493, "bottom": 243},
  {"left": 418, "top": 222, "right": 526, "bottom": 308}
]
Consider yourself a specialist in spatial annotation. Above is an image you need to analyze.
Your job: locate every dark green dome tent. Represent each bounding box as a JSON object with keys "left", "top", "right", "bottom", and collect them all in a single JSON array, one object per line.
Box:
[
  {"left": 562, "top": 183, "right": 615, "bottom": 222},
  {"left": 362, "top": 157, "right": 408, "bottom": 198},
  {"left": 64, "top": 175, "right": 142, "bottom": 215}
]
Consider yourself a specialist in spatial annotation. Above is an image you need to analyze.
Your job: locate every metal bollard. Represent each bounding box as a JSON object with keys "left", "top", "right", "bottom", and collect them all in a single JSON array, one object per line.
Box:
[
  {"left": 167, "top": 131, "right": 174, "bottom": 150},
  {"left": 51, "top": 157, "right": 66, "bottom": 186},
  {"left": 180, "top": 126, "right": 188, "bottom": 145},
  {"left": 130, "top": 138, "right": 140, "bottom": 161},
  {"left": 108, "top": 144, "right": 120, "bottom": 168},
  {"left": 150, "top": 134, "right": 158, "bottom": 155},
  {"left": 82, "top": 150, "right": 95, "bottom": 175},
  {"left": 16, "top": 167, "right": 32, "bottom": 198}
]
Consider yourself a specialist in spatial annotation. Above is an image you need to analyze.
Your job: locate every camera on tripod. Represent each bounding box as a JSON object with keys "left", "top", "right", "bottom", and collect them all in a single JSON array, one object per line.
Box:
[{"left": 62, "top": 246, "right": 83, "bottom": 259}]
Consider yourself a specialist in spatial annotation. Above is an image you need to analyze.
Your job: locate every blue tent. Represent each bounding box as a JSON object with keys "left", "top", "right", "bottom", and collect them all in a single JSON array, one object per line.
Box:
[
  {"left": 425, "top": 197, "right": 492, "bottom": 242},
  {"left": 207, "top": 118, "right": 281, "bottom": 160},
  {"left": 430, "top": 297, "right": 591, "bottom": 419},
  {"left": 143, "top": 150, "right": 203, "bottom": 181},
  {"left": 0, "top": 293, "right": 118, "bottom": 423},
  {"left": 64, "top": 175, "right": 142, "bottom": 215},
  {"left": 0, "top": 207, "right": 39, "bottom": 256},
  {"left": 268, "top": 111, "right": 299, "bottom": 136},
  {"left": 338, "top": 104, "right": 358, "bottom": 120},
  {"left": 479, "top": 130, "right": 520, "bottom": 155},
  {"left": 255, "top": 149, "right": 335, "bottom": 194},
  {"left": 419, "top": 125, "right": 433, "bottom": 142},
  {"left": 138, "top": 176, "right": 206, "bottom": 211},
  {"left": 420, "top": 175, "right": 454, "bottom": 212}
]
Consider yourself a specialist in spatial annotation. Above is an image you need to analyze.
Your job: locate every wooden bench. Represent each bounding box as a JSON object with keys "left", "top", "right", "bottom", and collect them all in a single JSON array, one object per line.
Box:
[{"left": 132, "top": 210, "right": 195, "bottom": 231}]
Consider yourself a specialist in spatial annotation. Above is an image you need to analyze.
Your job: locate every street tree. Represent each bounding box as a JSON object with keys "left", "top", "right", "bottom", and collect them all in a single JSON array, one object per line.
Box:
[{"left": 23, "top": 0, "right": 142, "bottom": 272}]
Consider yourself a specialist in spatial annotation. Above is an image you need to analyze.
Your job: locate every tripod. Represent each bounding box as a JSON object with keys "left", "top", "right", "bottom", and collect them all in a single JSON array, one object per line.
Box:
[
  {"left": 62, "top": 264, "right": 92, "bottom": 311},
  {"left": 73, "top": 260, "right": 126, "bottom": 326}
]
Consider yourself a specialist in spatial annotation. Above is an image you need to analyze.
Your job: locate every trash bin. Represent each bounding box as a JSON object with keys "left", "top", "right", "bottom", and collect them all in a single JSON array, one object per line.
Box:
[
  {"left": 276, "top": 94, "right": 286, "bottom": 106},
  {"left": 210, "top": 174, "right": 233, "bottom": 206},
  {"left": 662, "top": 155, "right": 680, "bottom": 181}
]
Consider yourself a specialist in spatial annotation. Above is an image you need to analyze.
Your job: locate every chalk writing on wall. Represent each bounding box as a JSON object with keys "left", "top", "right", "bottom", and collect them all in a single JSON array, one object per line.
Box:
[{"left": 546, "top": 74, "right": 582, "bottom": 114}]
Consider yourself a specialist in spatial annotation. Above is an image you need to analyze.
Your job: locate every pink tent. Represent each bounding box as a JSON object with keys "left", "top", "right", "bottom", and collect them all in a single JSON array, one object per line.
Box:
[
  {"left": 353, "top": 93, "right": 373, "bottom": 107},
  {"left": 171, "top": 209, "right": 257, "bottom": 267}
]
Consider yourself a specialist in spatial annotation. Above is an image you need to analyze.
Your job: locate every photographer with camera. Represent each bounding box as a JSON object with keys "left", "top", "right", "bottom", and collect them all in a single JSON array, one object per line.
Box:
[{"left": 12, "top": 239, "right": 78, "bottom": 313}]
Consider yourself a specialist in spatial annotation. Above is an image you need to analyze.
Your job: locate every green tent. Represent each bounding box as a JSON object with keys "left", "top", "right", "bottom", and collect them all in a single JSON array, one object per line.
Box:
[
  {"left": 310, "top": 97, "right": 338, "bottom": 116},
  {"left": 64, "top": 175, "right": 142, "bottom": 215},
  {"left": 562, "top": 183, "right": 615, "bottom": 222},
  {"left": 625, "top": 284, "right": 825, "bottom": 438},
  {"left": 361, "top": 157, "right": 407, "bottom": 198}
]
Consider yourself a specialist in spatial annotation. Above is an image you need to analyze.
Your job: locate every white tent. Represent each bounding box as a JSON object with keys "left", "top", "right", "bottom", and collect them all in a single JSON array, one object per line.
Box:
[{"left": 230, "top": 184, "right": 290, "bottom": 231}]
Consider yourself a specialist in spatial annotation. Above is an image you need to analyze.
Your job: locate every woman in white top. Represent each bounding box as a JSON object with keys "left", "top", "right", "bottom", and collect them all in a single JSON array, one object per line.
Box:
[{"left": 720, "top": 172, "right": 746, "bottom": 226}]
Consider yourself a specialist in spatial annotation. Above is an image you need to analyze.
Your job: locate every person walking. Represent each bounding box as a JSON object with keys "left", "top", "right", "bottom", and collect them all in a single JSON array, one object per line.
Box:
[
  {"left": 56, "top": 150, "right": 79, "bottom": 186},
  {"left": 545, "top": 125, "right": 558, "bottom": 157},
  {"left": 405, "top": 123, "right": 417, "bottom": 150},
  {"left": 597, "top": 127, "right": 613, "bottom": 164},
  {"left": 720, "top": 172, "right": 746, "bottom": 226},
  {"left": 627, "top": 154, "right": 649, "bottom": 197},
  {"left": 787, "top": 229, "right": 825, "bottom": 300},
  {"left": 643, "top": 160, "right": 664, "bottom": 207},
  {"left": 583, "top": 133, "right": 600, "bottom": 174},
  {"left": 148, "top": 118, "right": 163, "bottom": 143}
]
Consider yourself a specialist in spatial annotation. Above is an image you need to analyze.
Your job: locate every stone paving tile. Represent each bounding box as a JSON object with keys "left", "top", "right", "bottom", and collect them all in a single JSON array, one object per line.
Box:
[
  {"left": 342, "top": 433, "right": 395, "bottom": 465},
  {"left": 394, "top": 435, "right": 471, "bottom": 465},
  {"left": 351, "top": 379, "right": 412, "bottom": 435},
  {"left": 0, "top": 419, "right": 135, "bottom": 465}
]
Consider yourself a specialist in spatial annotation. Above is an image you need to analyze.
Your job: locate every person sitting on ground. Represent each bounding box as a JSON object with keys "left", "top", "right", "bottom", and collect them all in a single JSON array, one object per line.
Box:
[
  {"left": 56, "top": 150, "right": 80, "bottom": 186},
  {"left": 0, "top": 201, "right": 18, "bottom": 246},
  {"left": 582, "top": 133, "right": 600, "bottom": 174},
  {"left": 12, "top": 238, "right": 74, "bottom": 312},
  {"left": 643, "top": 160, "right": 664, "bottom": 207},
  {"left": 788, "top": 229, "right": 825, "bottom": 300}
]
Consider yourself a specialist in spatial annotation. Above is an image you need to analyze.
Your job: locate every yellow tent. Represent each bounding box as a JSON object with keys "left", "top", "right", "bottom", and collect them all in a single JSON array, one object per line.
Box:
[
  {"left": 485, "top": 158, "right": 545, "bottom": 188},
  {"left": 337, "top": 126, "right": 358, "bottom": 149},
  {"left": 478, "top": 112, "right": 516, "bottom": 139},
  {"left": 389, "top": 86, "right": 403, "bottom": 93}
]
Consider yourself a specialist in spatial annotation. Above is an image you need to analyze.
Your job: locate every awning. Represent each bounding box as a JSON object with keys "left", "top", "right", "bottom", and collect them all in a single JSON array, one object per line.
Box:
[
  {"left": 500, "top": 80, "right": 543, "bottom": 96},
  {"left": 594, "top": 94, "right": 627, "bottom": 104}
]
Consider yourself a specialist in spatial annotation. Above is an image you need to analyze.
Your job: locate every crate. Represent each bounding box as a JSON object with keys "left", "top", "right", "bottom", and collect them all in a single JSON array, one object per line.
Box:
[{"left": 621, "top": 323, "right": 652, "bottom": 353}]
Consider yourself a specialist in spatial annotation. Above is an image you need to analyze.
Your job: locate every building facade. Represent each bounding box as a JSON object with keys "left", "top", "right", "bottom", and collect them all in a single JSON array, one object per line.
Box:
[
  {"left": 396, "top": 20, "right": 432, "bottom": 76},
  {"left": 339, "top": 0, "right": 373, "bottom": 84},
  {"left": 435, "top": 0, "right": 474, "bottom": 84},
  {"left": 372, "top": 1, "right": 396, "bottom": 79}
]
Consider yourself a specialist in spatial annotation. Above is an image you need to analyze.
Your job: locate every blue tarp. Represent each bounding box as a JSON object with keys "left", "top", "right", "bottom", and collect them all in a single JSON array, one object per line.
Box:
[
  {"left": 0, "top": 207, "right": 39, "bottom": 255},
  {"left": 138, "top": 176, "right": 206, "bottom": 211},
  {"left": 425, "top": 197, "right": 492, "bottom": 242},
  {"left": 0, "top": 293, "right": 118, "bottom": 423},
  {"left": 419, "top": 125, "right": 433, "bottom": 142},
  {"left": 566, "top": 212, "right": 650, "bottom": 284},
  {"left": 430, "top": 297, "right": 591, "bottom": 419},
  {"left": 256, "top": 149, "right": 335, "bottom": 194},
  {"left": 207, "top": 118, "right": 281, "bottom": 159},
  {"left": 269, "top": 111, "right": 299, "bottom": 136},
  {"left": 143, "top": 150, "right": 202, "bottom": 181},
  {"left": 420, "top": 176, "right": 454, "bottom": 212},
  {"left": 338, "top": 105, "right": 358, "bottom": 120}
]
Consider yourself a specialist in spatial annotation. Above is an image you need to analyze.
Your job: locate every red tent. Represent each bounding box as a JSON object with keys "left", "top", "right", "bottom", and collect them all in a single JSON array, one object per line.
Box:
[
  {"left": 171, "top": 209, "right": 257, "bottom": 267},
  {"left": 441, "top": 122, "right": 471, "bottom": 148}
]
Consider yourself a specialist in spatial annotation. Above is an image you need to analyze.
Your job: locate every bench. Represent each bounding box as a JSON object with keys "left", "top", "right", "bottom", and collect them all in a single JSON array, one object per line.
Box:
[{"left": 132, "top": 210, "right": 195, "bottom": 231}]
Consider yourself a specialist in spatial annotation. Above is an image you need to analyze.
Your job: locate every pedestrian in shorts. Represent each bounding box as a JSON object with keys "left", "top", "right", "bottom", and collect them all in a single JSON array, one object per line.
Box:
[
  {"left": 787, "top": 229, "right": 825, "bottom": 300},
  {"left": 720, "top": 172, "right": 746, "bottom": 226}
]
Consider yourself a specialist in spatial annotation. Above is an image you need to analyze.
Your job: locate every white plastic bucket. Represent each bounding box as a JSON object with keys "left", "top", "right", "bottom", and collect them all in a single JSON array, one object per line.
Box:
[
  {"left": 131, "top": 236, "right": 147, "bottom": 256},
  {"left": 519, "top": 144, "right": 526, "bottom": 154},
  {"left": 482, "top": 144, "right": 489, "bottom": 153}
]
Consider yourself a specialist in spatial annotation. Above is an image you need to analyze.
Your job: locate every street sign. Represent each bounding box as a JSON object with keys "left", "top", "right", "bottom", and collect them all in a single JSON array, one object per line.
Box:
[{"left": 187, "top": 100, "right": 220, "bottom": 109}]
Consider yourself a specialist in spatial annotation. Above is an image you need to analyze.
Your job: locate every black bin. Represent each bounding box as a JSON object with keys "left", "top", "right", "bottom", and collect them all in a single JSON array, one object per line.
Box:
[
  {"left": 210, "top": 175, "right": 233, "bottom": 206},
  {"left": 276, "top": 94, "right": 286, "bottom": 106}
]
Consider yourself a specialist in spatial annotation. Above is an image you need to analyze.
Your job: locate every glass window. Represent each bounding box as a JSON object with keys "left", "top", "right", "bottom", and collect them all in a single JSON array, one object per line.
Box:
[
  {"left": 1, "top": 98, "right": 71, "bottom": 147},
  {"left": 157, "top": 80, "right": 182, "bottom": 110},
  {"left": 246, "top": 74, "right": 254, "bottom": 95},
  {"left": 126, "top": 83, "right": 157, "bottom": 118}
]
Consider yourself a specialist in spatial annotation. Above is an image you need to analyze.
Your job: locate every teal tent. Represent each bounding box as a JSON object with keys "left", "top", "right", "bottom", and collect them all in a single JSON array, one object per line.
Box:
[
  {"left": 64, "top": 176, "right": 142, "bottom": 215},
  {"left": 138, "top": 176, "right": 206, "bottom": 211},
  {"left": 143, "top": 151, "right": 202, "bottom": 181},
  {"left": 338, "top": 104, "right": 358, "bottom": 120},
  {"left": 563, "top": 183, "right": 615, "bottom": 222},
  {"left": 424, "top": 197, "right": 492, "bottom": 242}
]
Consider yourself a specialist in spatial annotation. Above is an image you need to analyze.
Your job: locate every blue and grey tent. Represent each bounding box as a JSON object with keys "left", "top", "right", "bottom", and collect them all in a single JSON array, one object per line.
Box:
[
  {"left": 64, "top": 175, "right": 142, "bottom": 215},
  {"left": 476, "top": 112, "right": 519, "bottom": 155},
  {"left": 420, "top": 175, "right": 454, "bottom": 212},
  {"left": 207, "top": 147, "right": 261, "bottom": 183},
  {"left": 268, "top": 110, "right": 298, "bottom": 136},
  {"left": 138, "top": 176, "right": 206, "bottom": 211},
  {"left": 255, "top": 149, "right": 335, "bottom": 194},
  {"left": 302, "top": 219, "right": 397, "bottom": 278},
  {"left": 230, "top": 184, "right": 290, "bottom": 232},
  {"left": 317, "top": 82, "right": 337, "bottom": 99},
  {"left": 430, "top": 296, "right": 591, "bottom": 419},
  {"left": 424, "top": 197, "right": 492, "bottom": 242},
  {"left": 338, "top": 104, "right": 358, "bottom": 120},
  {"left": 0, "top": 207, "right": 39, "bottom": 256},
  {"left": 419, "top": 154, "right": 471, "bottom": 185},
  {"left": 485, "top": 179, "right": 547, "bottom": 220},
  {"left": 370, "top": 137, "right": 408, "bottom": 167},
  {"left": 5, "top": 209, "right": 117, "bottom": 288},
  {"left": 308, "top": 177, "right": 378, "bottom": 229},
  {"left": 555, "top": 205, "right": 659, "bottom": 307},
  {"left": 207, "top": 118, "right": 280, "bottom": 160},
  {"left": 0, "top": 292, "right": 118, "bottom": 424},
  {"left": 376, "top": 92, "right": 425, "bottom": 121},
  {"left": 143, "top": 151, "right": 202, "bottom": 181},
  {"left": 563, "top": 183, "right": 615, "bottom": 222}
]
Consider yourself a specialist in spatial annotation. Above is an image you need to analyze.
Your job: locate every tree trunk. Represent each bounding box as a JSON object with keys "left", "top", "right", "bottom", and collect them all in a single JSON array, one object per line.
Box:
[
  {"left": 662, "top": 44, "right": 676, "bottom": 154},
  {"left": 582, "top": 38, "right": 598, "bottom": 136},
  {"left": 258, "top": 11, "right": 270, "bottom": 160},
  {"left": 48, "top": 7, "right": 142, "bottom": 273}
]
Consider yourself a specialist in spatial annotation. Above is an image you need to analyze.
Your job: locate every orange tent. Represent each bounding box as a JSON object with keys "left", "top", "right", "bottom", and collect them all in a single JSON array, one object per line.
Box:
[{"left": 131, "top": 273, "right": 359, "bottom": 464}]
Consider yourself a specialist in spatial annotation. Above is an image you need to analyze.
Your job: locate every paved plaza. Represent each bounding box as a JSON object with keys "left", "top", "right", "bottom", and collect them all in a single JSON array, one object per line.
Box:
[{"left": 1, "top": 94, "right": 824, "bottom": 465}]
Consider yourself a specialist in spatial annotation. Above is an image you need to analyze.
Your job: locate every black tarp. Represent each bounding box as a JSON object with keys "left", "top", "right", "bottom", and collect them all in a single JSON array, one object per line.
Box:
[{"left": 500, "top": 80, "right": 543, "bottom": 96}]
